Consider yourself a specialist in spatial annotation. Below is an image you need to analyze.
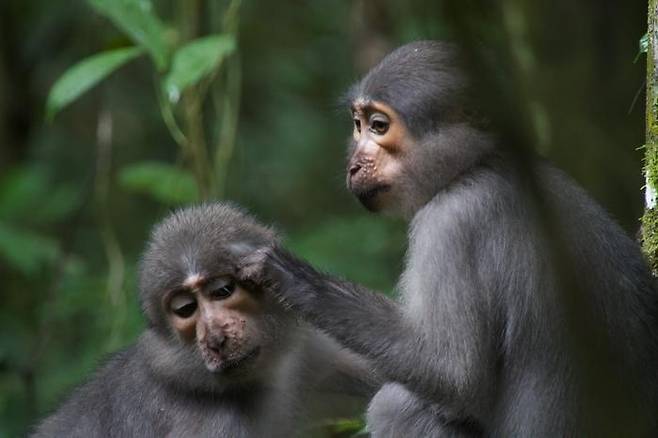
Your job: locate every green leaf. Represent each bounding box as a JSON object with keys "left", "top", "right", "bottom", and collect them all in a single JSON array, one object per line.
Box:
[
  {"left": 87, "top": 0, "right": 169, "bottom": 70},
  {"left": 0, "top": 222, "right": 59, "bottom": 275},
  {"left": 164, "top": 34, "right": 236, "bottom": 103},
  {"left": 36, "top": 185, "right": 81, "bottom": 224},
  {"left": 118, "top": 162, "right": 199, "bottom": 205},
  {"left": 0, "top": 166, "right": 48, "bottom": 218},
  {"left": 329, "top": 418, "right": 365, "bottom": 432},
  {"left": 46, "top": 47, "right": 143, "bottom": 120},
  {"left": 0, "top": 166, "right": 80, "bottom": 223}
]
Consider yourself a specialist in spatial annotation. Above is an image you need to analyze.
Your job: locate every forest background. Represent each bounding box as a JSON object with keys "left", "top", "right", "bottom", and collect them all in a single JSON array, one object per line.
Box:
[{"left": 0, "top": 0, "right": 649, "bottom": 436}]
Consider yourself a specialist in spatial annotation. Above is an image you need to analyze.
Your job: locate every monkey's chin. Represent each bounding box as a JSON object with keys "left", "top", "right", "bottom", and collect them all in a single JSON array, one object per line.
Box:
[
  {"left": 352, "top": 184, "right": 391, "bottom": 212},
  {"left": 201, "top": 347, "right": 261, "bottom": 374}
]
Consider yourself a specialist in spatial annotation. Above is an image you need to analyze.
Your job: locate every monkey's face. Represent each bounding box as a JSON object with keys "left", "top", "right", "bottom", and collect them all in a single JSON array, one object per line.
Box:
[
  {"left": 347, "top": 99, "right": 410, "bottom": 214},
  {"left": 162, "top": 273, "right": 275, "bottom": 375},
  {"left": 139, "top": 205, "right": 288, "bottom": 391}
]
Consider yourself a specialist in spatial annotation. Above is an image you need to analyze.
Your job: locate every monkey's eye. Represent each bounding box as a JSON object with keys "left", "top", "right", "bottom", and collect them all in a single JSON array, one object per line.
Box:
[
  {"left": 369, "top": 116, "right": 389, "bottom": 135},
  {"left": 169, "top": 293, "right": 197, "bottom": 318},
  {"left": 207, "top": 278, "right": 236, "bottom": 300},
  {"left": 353, "top": 118, "right": 361, "bottom": 133}
]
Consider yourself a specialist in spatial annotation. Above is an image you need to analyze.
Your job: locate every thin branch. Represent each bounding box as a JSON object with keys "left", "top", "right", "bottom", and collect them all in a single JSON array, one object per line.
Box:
[
  {"left": 156, "top": 81, "right": 190, "bottom": 150},
  {"left": 214, "top": 54, "right": 241, "bottom": 198},
  {"left": 95, "top": 108, "right": 127, "bottom": 349}
]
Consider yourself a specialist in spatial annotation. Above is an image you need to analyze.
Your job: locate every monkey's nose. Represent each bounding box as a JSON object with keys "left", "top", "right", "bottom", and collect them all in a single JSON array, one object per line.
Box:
[
  {"left": 206, "top": 334, "right": 226, "bottom": 353},
  {"left": 349, "top": 163, "right": 362, "bottom": 177}
]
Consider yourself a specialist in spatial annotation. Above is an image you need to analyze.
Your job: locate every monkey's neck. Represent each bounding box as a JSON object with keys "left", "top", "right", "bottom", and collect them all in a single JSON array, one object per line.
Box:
[
  {"left": 404, "top": 145, "right": 505, "bottom": 220},
  {"left": 139, "top": 331, "right": 269, "bottom": 397}
]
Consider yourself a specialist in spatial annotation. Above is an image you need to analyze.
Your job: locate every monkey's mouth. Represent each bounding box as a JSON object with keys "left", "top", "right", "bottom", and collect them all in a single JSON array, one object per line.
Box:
[
  {"left": 353, "top": 184, "right": 391, "bottom": 210},
  {"left": 200, "top": 345, "right": 261, "bottom": 374}
]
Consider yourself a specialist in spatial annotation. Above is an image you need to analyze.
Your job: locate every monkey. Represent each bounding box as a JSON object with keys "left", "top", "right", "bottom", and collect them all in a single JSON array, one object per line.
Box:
[
  {"left": 31, "top": 203, "right": 376, "bottom": 438},
  {"left": 236, "top": 41, "right": 658, "bottom": 437}
]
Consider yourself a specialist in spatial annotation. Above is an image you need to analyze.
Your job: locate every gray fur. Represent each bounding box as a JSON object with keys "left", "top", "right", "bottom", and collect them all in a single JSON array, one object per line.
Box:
[
  {"left": 32, "top": 203, "right": 375, "bottom": 438},
  {"left": 240, "top": 42, "right": 658, "bottom": 437},
  {"left": 367, "top": 383, "right": 478, "bottom": 438}
]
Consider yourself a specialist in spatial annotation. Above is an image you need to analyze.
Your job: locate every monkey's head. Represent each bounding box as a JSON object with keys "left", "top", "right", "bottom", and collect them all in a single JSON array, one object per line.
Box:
[
  {"left": 345, "top": 40, "right": 494, "bottom": 217},
  {"left": 139, "top": 203, "right": 292, "bottom": 392}
]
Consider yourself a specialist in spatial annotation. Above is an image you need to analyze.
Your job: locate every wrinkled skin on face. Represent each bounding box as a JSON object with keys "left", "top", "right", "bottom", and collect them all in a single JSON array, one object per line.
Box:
[
  {"left": 346, "top": 98, "right": 493, "bottom": 219},
  {"left": 347, "top": 99, "right": 410, "bottom": 213},
  {"left": 164, "top": 274, "right": 265, "bottom": 374},
  {"left": 344, "top": 41, "right": 495, "bottom": 219},
  {"left": 138, "top": 204, "right": 293, "bottom": 392}
]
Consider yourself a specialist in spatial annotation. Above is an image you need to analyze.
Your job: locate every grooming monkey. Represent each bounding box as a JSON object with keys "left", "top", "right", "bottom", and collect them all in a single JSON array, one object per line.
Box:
[{"left": 237, "top": 41, "right": 658, "bottom": 437}]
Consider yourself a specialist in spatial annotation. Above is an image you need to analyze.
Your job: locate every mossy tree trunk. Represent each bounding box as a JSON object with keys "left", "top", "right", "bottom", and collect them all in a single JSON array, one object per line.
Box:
[{"left": 642, "top": 0, "right": 658, "bottom": 274}]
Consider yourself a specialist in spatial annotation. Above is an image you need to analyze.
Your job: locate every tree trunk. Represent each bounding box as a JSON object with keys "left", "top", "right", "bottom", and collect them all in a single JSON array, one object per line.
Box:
[{"left": 643, "top": 0, "right": 658, "bottom": 273}]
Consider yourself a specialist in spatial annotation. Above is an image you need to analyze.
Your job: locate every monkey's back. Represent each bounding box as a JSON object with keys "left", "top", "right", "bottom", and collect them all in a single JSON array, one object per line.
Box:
[
  {"left": 408, "top": 158, "right": 658, "bottom": 435},
  {"left": 491, "top": 161, "right": 658, "bottom": 435}
]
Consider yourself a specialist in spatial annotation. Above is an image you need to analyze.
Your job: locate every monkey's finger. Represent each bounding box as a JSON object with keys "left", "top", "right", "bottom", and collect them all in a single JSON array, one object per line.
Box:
[{"left": 236, "top": 248, "right": 271, "bottom": 282}]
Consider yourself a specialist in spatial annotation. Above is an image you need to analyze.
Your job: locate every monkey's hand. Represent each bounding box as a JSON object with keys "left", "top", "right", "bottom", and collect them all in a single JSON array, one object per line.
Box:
[
  {"left": 236, "top": 246, "right": 270, "bottom": 284},
  {"left": 237, "top": 245, "right": 322, "bottom": 312}
]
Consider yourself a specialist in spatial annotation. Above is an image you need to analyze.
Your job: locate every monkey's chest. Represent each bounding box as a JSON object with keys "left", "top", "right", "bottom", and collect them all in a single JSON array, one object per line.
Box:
[{"left": 159, "top": 398, "right": 295, "bottom": 438}]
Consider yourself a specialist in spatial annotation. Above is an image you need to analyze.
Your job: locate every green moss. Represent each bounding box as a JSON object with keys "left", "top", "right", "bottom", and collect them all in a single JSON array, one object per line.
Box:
[
  {"left": 642, "top": 208, "right": 658, "bottom": 274},
  {"left": 642, "top": 0, "right": 658, "bottom": 273}
]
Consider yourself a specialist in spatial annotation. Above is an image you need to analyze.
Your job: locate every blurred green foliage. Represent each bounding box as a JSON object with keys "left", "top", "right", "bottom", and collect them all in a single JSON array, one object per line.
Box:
[
  {"left": 118, "top": 161, "right": 199, "bottom": 205},
  {"left": 0, "top": 0, "right": 649, "bottom": 436},
  {"left": 46, "top": 47, "right": 144, "bottom": 121}
]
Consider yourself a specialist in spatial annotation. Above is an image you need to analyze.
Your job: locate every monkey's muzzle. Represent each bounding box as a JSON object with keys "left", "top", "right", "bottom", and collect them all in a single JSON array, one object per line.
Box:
[{"left": 199, "top": 343, "right": 260, "bottom": 374}]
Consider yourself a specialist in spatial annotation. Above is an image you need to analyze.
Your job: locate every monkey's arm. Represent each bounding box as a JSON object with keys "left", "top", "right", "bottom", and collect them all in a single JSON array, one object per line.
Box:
[
  {"left": 297, "top": 329, "right": 381, "bottom": 421},
  {"left": 238, "top": 190, "right": 505, "bottom": 413},
  {"left": 306, "top": 329, "right": 380, "bottom": 395},
  {"left": 240, "top": 226, "right": 497, "bottom": 413}
]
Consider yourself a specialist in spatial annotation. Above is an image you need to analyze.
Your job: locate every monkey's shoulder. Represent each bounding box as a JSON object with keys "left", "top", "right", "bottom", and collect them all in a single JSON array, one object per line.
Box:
[
  {"left": 31, "top": 343, "right": 163, "bottom": 437},
  {"left": 412, "top": 164, "right": 525, "bottom": 240},
  {"left": 32, "top": 342, "right": 250, "bottom": 437}
]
